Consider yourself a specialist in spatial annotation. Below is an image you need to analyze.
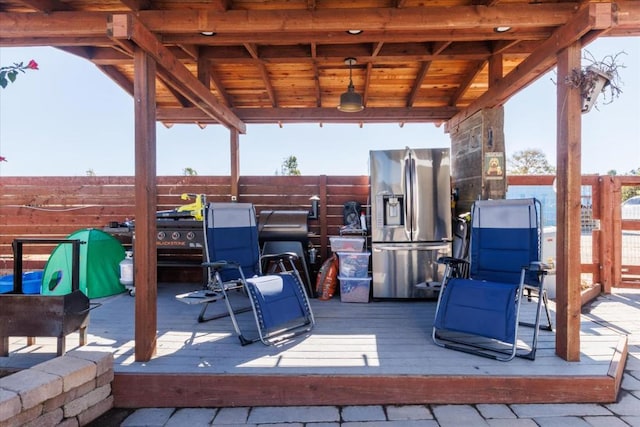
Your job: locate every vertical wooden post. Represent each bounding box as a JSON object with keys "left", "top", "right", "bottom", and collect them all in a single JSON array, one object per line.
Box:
[
  {"left": 555, "top": 43, "right": 582, "bottom": 361},
  {"left": 133, "top": 47, "right": 158, "bottom": 362},
  {"left": 599, "top": 175, "right": 614, "bottom": 293},
  {"left": 488, "top": 54, "right": 503, "bottom": 88},
  {"left": 230, "top": 129, "right": 240, "bottom": 201},
  {"left": 611, "top": 177, "right": 623, "bottom": 287},
  {"left": 319, "top": 175, "right": 328, "bottom": 260}
]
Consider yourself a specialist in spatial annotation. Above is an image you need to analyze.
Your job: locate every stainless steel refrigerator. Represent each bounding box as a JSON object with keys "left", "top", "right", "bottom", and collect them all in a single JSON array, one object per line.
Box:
[{"left": 370, "top": 147, "right": 452, "bottom": 299}]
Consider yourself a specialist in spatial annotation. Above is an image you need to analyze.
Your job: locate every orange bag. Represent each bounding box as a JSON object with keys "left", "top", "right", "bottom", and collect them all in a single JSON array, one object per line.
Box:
[{"left": 316, "top": 254, "right": 339, "bottom": 300}]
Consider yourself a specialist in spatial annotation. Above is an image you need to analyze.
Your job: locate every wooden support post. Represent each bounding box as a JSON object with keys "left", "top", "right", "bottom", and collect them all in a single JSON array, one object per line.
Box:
[
  {"left": 488, "top": 54, "right": 503, "bottom": 88},
  {"left": 319, "top": 175, "right": 328, "bottom": 260},
  {"left": 599, "top": 175, "right": 614, "bottom": 293},
  {"left": 555, "top": 43, "right": 582, "bottom": 361},
  {"left": 133, "top": 47, "right": 158, "bottom": 362},
  {"left": 230, "top": 129, "right": 240, "bottom": 201},
  {"left": 611, "top": 178, "right": 623, "bottom": 287}
]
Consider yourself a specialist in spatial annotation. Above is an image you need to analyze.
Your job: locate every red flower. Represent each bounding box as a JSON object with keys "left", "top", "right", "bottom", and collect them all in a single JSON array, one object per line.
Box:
[
  {"left": 27, "top": 60, "right": 38, "bottom": 70},
  {"left": 0, "top": 156, "right": 7, "bottom": 162}
]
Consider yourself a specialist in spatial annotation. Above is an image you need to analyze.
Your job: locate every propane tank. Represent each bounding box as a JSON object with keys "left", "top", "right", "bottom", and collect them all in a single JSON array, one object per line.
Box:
[{"left": 119, "top": 251, "right": 134, "bottom": 286}]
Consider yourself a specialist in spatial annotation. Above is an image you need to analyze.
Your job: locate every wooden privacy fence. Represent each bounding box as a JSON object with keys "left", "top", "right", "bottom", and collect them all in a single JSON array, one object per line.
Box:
[
  {"left": 0, "top": 176, "right": 369, "bottom": 273},
  {"left": 1, "top": 174, "right": 638, "bottom": 287}
]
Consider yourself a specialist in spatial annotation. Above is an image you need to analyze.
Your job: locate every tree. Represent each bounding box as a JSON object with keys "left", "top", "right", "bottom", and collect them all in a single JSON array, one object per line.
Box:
[
  {"left": 280, "top": 155, "right": 301, "bottom": 176},
  {"left": 622, "top": 167, "right": 640, "bottom": 201},
  {"left": 507, "top": 148, "right": 556, "bottom": 175},
  {"left": 182, "top": 167, "right": 198, "bottom": 176}
]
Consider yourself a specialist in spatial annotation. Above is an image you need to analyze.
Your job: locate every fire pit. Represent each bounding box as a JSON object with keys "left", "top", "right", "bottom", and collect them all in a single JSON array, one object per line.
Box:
[{"left": 0, "top": 239, "right": 90, "bottom": 357}]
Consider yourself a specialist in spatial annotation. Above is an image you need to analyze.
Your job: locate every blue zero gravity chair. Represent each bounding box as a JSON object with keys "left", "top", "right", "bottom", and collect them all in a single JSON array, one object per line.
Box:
[
  {"left": 433, "top": 198, "right": 553, "bottom": 361},
  {"left": 177, "top": 203, "right": 315, "bottom": 346}
]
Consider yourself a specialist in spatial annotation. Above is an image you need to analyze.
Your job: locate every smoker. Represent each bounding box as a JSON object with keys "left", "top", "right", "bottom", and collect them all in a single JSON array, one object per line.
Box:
[
  {"left": 257, "top": 210, "right": 313, "bottom": 296},
  {"left": 370, "top": 147, "right": 452, "bottom": 299},
  {"left": 0, "top": 239, "right": 90, "bottom": 356}
]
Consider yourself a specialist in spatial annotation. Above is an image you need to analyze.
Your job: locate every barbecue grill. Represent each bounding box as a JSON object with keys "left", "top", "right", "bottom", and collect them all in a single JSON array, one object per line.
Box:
[
  {"left": 257, "top": 210, "right": 313, "bottom": 296},
  {"left": 258, "top": 210, "right": 309, "bottom": 246}
]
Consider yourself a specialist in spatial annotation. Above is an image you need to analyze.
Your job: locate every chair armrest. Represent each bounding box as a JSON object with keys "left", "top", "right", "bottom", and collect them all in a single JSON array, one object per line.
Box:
[
  {"left": 202, "top": 260, "right": 240, "bottom": 270},
  {"left": 437, "top": 256, "right": 469, "bottom": 266},
  {"left": 525, "top": 261, "right": 549, "bottom": 273},
  {"left": 261, "top": 252, "right": 299, "bottom": 264}
]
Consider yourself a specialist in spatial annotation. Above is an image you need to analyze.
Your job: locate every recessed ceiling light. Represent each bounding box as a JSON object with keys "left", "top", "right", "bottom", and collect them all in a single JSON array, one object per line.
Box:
[
  {"left": 346, "top": 30, "right": 363, "bottom": 35},
  {"left": 494, "top": 26, "right": 512, "bottom": 33},
  {"left": 201, "top": 31, "right": 216, "bottom": 36}
]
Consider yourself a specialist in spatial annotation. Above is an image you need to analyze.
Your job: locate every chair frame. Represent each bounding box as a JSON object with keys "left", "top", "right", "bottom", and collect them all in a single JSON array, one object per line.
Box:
[
  {"left": 433, "top": 198, "right": 553, "bottom": 361},
  {"left": 177, "top": 203, "right": 315, "bottom": 346}
]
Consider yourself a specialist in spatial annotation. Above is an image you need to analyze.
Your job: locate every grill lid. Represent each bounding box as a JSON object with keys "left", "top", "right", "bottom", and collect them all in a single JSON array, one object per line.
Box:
[{"left": 258, "top": 210, "right": 309, "bottom": 242}]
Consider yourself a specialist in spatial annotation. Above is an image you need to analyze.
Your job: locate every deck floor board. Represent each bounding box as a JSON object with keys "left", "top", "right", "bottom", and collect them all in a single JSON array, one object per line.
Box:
[{"left": 2, "top": 284, "right": 637, "bottom": 405}]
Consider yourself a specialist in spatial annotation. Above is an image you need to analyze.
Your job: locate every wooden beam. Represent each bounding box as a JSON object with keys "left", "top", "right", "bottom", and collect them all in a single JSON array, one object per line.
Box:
[
  {"left": 135, "top": 5, "right": 578, "bottom": 34},
  {"left": 555, "top": 42, "right": 582, "bottom": 362},
  {"left": 230, "top": 130, "right": 239, "bottom": 201},
  {"left": 177, "top": 43, "right": 199, "bottom": 61},
  {"left": 56, "top": 44, "right": 135, "bottom": 95},
  {"left": 97, "top": 64, "right": 135, "bottom": 95},
  {"left": 133, "top": 47, "right": 158, "bottom": 363},
  {"left": 488, "top": 53, "right": 503, "bottom": 87},
  {"left": 156, "top": 106, "right": 459, "bottom": 124},
  {"left": 244, "top": 43, "right": 277, "bottom": 107},
  {"left": 446, "top": 2, "right": 614, "bottom": 132},
  {"left": 162, "top": 28, "right": 553, "bottom": 46},
  {"left": 108, "top": 13, "right": 246, "bottom": 133},
  {"left": 407, "top": 61, "right": 431, "bottom": 107},
  {"left": 449, "top": 60, "right": 487, "bottom": 106},
  {"left": 16, "top": 0, "right": 70, "bottom": 13},
  {"left": 118, "top": 0, "right": 152, "bottom": 11},
  {"left": 157, "top": 74, "right": 193, "bottom": 107},
  {"left": 613, "top": 0, "right": 640, "bottom": 34},
  {"left": 0, "top": 4, "right": 580, "bottom": 38},
  {"left": 209, "top": 63, "right": 234, "bottom": 107},
  {"left": 599, "top": 175, "right": 614, "bottom": 293}
]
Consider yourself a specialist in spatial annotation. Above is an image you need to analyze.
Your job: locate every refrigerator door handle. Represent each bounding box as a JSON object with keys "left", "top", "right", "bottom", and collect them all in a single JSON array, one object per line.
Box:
[
  {"left": 403, "top": 153, "right": 412, "bottom": 240},
  {"left": 409, "top": 150, "right": 418, "bottom": 237},
  {"left": 373, "top": 243, "right": 450, "bottom": 251}
]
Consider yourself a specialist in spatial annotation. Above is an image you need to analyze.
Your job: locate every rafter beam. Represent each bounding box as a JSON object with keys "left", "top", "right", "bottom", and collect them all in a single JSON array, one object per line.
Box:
[
  {"left": 450, "top": 60, "right": 487, "bottom": 106},
  {"left": 407, "top": 61, "right": 432, "bottom": 107},
  {"left": 118, "top": 0, "right": 152, "bottom": 11},
  {"left": 16, "top": 0, "right": 70, "bottom": 13},
  {"left": 156, "top": 106, "right": 459, "bottom": 124},
  {"left": 209, "top": 65, "right": 234, "bottom": 107},
  {"left": 310, "top": 44, "right": 322, "bottom": 108},
  {"left": 108, "top": 13, "right": 245, "bottom": 133},
  {"left": 97, "top": 64, "right": 135, "bottom": 96},
  {"left": 446, "top": 2, "right": 614, "bottom": 131},
  {"left": 244, "top": 43, "right": 277, "bottom": 107}
]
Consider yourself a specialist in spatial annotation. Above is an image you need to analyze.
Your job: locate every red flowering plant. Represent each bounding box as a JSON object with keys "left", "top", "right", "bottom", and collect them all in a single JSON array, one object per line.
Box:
[{"left": 0, "top": 59, "right": 38, "bottom": 89}]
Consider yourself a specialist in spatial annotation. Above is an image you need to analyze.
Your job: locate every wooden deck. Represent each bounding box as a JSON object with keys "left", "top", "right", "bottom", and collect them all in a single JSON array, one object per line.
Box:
[{"left": 1, "top": 283, "right": 632, "bottom": 408}]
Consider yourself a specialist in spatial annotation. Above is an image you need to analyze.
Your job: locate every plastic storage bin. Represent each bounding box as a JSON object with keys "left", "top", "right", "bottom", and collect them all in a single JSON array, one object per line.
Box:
[
  {"left": 339, "top": 276, "right": 371, "bottom": 303},
  {"left": 330, "top": 236, "right": 365, "bottom": 253},
  {"left": 0, "top": 270, "right": 43, "bottom": 294},
  {"left": 337, "top": 252, "right": 370, "bottom": 278}
]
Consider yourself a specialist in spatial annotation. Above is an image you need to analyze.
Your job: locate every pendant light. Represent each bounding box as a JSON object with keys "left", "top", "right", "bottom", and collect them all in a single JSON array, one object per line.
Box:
[{"left": 338, "top": 57, "right": 364, "bottom": 112}]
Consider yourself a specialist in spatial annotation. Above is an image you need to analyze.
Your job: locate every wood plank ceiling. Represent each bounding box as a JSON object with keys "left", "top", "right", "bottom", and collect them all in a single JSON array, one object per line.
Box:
[{"left": 1, "top": 0, "right": 638, "bottom": 132}]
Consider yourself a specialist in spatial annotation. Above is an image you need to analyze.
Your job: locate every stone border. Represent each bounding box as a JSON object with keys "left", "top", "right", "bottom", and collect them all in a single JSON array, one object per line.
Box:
[{"left": 0, "top": 350, "right": 113, "bottom": 427}]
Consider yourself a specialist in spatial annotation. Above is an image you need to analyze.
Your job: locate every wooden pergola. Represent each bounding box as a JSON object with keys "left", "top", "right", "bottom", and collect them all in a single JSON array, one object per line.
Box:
[{"left": 1, "top": 0, "right": 639, "bottom": 363}]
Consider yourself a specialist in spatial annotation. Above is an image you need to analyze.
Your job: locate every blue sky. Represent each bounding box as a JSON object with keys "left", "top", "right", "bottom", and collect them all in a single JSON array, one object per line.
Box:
[{"left": 0, "top": 37, "right": 638, "bottom": 177}]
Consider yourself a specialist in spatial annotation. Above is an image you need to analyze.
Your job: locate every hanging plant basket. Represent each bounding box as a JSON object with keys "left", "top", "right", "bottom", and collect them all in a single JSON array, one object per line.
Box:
[
  {"left": 580, "top": 66, "right": 613, "bottom": 113},
  {"left": 565, "top": 51, "right": 625, "bottom": 114}
]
